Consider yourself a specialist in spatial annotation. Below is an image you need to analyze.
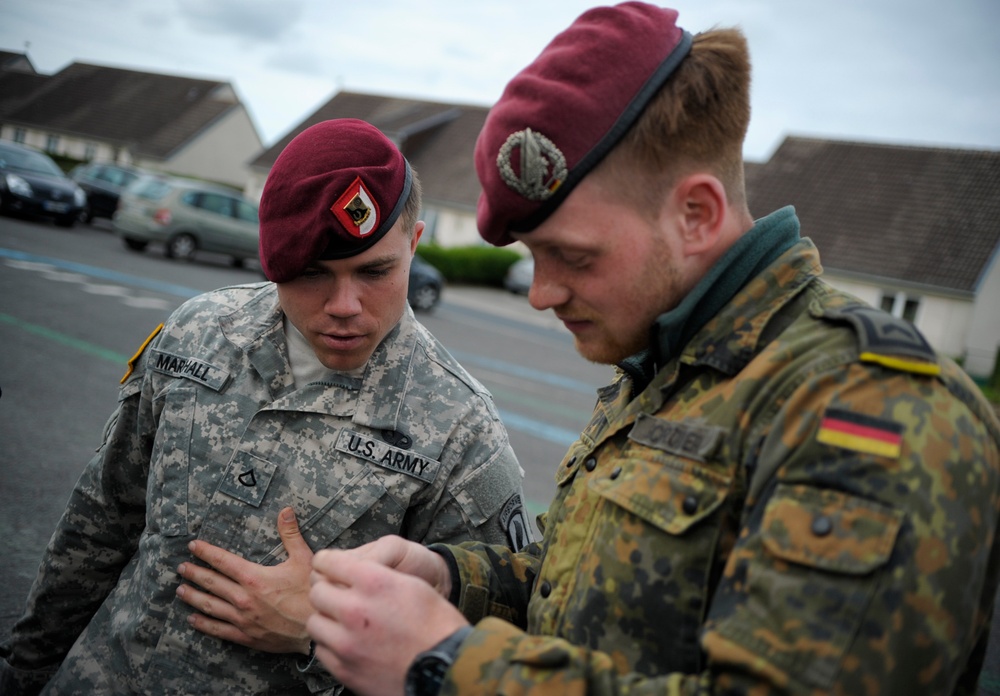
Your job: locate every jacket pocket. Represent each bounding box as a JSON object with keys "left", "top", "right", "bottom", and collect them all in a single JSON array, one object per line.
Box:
[
  {"left": 561, "top": 452, "right": 732, "bottom": 674},
  {"left": 256, "top": 465, "right": 396, "bottom": 564},
  {"left": 717, "top": 482, "right": 903, "bottom": 689}
]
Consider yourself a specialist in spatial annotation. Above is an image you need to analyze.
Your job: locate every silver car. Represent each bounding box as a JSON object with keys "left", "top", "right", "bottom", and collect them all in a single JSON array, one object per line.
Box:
[{"left": 113, "top": 176, "right": 259, "bottom": 267}]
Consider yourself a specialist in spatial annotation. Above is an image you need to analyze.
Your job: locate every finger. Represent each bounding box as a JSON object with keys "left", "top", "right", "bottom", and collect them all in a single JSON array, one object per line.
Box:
[
  {"left": 352, "top": 535, "right": 405, "bottom": 565},
  {"left": 186, "top": 609, "right": 254, "bottom": 648},
  {"left": 188, "top": 539, "right": 251, "bottom": 582},
  {"left": 312, "top": 549, "right": 349, "bottom": 580},
  {"left": 176, "top": 583, "right": 243, "bottom": 626},
  {"left": 308, "top": 576, "right": 349, "bottom": 618},
  {"left": 306, "top": 611, "right": 358, "bottom": 657},
  {"left": 177, "top": 561, "right": 243, "bottom": 603},
  {"left": 277, "top": 507, "right": 314, "bottom": 561}
]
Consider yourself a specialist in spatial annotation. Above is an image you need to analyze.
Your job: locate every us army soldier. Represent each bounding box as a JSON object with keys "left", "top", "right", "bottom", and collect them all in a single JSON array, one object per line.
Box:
[
  {"left": 304, "top": 5, "right": 1000, "bottom": 696},
  {"left": 0, "top": 118, "right": 531, "bottom": 695}
]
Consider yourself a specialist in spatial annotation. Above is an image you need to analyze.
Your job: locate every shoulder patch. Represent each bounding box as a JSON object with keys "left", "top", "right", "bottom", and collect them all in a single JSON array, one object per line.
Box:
[
  {"left": 120, "top": 322, "right": 163, "bottom": 384},
  {"left": 817, "top": 408, "right": 903, "bottom": 459},
  {"left": 823, "top": 304, "right": 940, "bottom": 376},
  {"left": 499, "top": 494, "right": 532, "bottom": 552}
]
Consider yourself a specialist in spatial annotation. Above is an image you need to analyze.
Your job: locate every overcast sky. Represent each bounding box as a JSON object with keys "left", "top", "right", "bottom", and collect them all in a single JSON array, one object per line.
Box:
[{"left": 2, "top": 0, "right": 998, "bottom": 161}]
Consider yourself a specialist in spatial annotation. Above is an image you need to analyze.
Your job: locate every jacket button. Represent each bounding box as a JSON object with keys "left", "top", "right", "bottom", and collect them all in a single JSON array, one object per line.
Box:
[
  {"left": 539, "top": 580, "right": 552, "bottom": 598},
  {"left": 565, "top": 456, "right": 577, "bottom": 468},
  {"left": 609, "top": 466, "right": 622, "bottom": 480},
  {"left": 584, "top": 458, "right": 597, "bottom": 472},
  {"left": 682, "top": 496, "right": 698, "bottom": 515},
  {"left": 811, "top": 515, "right": 834, "bottom": 537}
]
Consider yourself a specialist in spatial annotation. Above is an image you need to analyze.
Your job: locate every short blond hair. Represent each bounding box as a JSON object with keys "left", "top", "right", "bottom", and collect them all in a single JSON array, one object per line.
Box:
[
  {"left": 400, "top": 166, "right": 423, "bottom": 238},
  {"left": 597, "top": 28, "right": 752, "bottom": 212}
]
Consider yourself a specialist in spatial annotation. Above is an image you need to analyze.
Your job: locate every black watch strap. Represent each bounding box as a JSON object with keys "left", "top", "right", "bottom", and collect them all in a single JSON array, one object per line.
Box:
[{"left": 404, "top": 625, "right": 474, "bottom": 696}]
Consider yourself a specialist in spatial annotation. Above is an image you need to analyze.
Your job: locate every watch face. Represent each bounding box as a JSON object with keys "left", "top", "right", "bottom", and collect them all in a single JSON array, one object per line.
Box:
[{"left": 406, "top": 653, "right": 450, "bottom": 696}]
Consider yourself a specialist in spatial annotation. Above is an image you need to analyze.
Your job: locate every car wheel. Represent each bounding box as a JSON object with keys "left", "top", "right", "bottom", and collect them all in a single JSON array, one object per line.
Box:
[
  {"left": 166, "top": 233, "right": 197, "bottom": 261},
  {"left": 410, "top": 284, "right": 441, "bottom": 311},
  {"left": 230, "top": 257, "right": 245, "bottom": 268},
  {"left": 123, "top": 237, "right": 148, "bottom": 252},
  {"left": 55, "top": 214, "right": 76, "bottom": 228}
]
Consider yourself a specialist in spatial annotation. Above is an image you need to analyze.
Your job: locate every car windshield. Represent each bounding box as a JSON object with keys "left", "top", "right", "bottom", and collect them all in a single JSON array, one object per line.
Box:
[
  {"left": 0, "top": 147, "right": 65, "bottom": 177},
  {"left": 129, "top": 177, "right": 173, "bottom": 201}
]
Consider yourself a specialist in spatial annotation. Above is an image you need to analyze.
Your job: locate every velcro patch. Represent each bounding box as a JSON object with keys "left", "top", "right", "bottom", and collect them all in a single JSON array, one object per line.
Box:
[
  {"left": 628, "top": 413, "right": 724, "bottom": 462},
  {"left": 149, "top": 349, "right": 229, "bottom": 391},
  {"left": 824, "top": 304, "right": 940, "bottom": 376},
  {"left": 336, "top": 429, "right": 439, "bottom": 483},
  {"left": 817, "top": 409, "right": 903, "bottom": 459},
  {"left": 218, "top": 453, "right": 278, "bottom": 507}
]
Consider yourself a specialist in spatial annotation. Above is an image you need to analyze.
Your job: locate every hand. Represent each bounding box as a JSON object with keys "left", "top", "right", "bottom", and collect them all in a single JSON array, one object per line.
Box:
[
  {"left": 307, "top": 550, "right": 469, "bottom": 696},
  {"left": 329, "top": 534, "right": 452, "bottom": 598},
  {"left": 176, "top": 506, "right": 314, "bottom": 654}
]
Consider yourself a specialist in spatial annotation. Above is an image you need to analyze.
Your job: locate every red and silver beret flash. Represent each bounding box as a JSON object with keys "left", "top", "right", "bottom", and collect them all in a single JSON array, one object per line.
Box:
[
  {"left": 259, "top": 118, "right": 413, "bottom": 282},
  {"left": 474, "top": 2, "right": 692, "bottom": 246}
]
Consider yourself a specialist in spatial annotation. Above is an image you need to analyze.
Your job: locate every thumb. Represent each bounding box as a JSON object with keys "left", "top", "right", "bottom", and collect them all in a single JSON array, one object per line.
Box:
[{"left": 278, "top": 507, "right": 313, "bottom": 560}]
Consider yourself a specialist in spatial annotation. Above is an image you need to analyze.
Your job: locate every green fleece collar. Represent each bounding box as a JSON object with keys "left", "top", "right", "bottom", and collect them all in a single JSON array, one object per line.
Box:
[{"left": 620, "top": 206, "right": 801, "bottom": 386}]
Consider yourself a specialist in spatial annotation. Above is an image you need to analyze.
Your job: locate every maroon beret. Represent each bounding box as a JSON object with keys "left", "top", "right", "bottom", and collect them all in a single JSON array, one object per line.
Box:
[
  {"left": 259, "top": 118, "right": 412, "bottom": 282},
  {"left": 474, "top": 2, "right": 691, "bottom": 246}
]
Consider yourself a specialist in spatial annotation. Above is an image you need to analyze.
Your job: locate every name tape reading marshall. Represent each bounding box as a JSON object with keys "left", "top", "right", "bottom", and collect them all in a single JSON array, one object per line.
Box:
[
  {"left": 149, "top": 349, "right": 229, "bottom": 391},
  {"left": 336, "top": 429, "right": 440, "bottom": 483}
]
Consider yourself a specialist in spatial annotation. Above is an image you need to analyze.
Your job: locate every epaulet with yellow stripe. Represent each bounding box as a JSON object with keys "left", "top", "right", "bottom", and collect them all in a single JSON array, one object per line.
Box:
[
  {"left": 120, "top": 323, "right": 164, "bottom": 384},
  {"left": 823, "top": 304, "right": 941, "bottom": 377}
]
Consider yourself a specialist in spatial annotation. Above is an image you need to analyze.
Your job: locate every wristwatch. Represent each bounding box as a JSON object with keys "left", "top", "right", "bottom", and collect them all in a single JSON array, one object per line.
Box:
[{"left": 404, "top": 625, "right": 474, "bottom": 696}]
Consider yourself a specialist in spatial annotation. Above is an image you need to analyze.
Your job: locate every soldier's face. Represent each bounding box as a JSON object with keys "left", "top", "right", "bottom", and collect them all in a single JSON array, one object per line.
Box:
[
  {"left": 514, "top": 175, "right": 685, "bottom": 365},
  {"left": 276, "top": 222, "right": 423, "bottom": 372}
]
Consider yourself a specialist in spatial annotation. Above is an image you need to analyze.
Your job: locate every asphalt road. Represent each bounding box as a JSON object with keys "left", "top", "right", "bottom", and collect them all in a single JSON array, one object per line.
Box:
[{"left": 0, "top": 213, "right": 611, "bottom": 640}]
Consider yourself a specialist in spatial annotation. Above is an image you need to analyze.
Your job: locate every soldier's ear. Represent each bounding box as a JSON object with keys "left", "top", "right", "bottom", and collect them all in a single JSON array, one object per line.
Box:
[
  {"left": 409, "top": 221, "right": 425, "bottom": 254},
  {"left": 671, "top": 173, "right": 726, "bottom": 258}
]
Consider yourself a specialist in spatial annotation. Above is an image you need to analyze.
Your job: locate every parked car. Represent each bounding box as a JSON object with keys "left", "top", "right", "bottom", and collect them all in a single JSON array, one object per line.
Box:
[
  {"left": 0, "top": 140, "right": 87, "bottom": 227},
  {"left": 70, "top": 161, "right": 146, "bottom": 223},
  {"left": 503, "top": 255, "right": 534, "bottom": 295},
  {"left": 113, "top": 175, "right": 260, "bottom": 267},
  {"left": 409, "top": 253, "right": 444, "bottom": 311}
]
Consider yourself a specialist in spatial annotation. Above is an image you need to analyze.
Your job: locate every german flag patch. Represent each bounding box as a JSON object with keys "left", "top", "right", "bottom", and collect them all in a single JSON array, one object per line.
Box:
[{"left": 816, "top": 408, "right": 903, "bottom": 459}]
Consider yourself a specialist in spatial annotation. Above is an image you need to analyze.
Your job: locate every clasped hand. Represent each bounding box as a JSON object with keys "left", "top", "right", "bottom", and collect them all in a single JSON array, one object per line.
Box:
[{"left": 306, "top": 536, "right": 470, "bottom": 696}]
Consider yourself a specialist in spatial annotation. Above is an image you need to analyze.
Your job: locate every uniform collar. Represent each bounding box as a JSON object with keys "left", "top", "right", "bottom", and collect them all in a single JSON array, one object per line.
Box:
[{"left": 621, "top": 207, "right": 819, "bottom": 391}]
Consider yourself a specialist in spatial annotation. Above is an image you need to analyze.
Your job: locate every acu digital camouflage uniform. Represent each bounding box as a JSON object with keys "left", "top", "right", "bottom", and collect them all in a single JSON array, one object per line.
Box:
[
  {"left": 0, "top": 281, "right": 530, "bottom": 695},
  {"left": 432, "top": 207, "right": 1000, "bottom": 695}
]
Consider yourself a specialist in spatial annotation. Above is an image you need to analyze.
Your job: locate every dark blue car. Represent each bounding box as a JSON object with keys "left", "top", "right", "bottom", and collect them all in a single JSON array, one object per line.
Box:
[{"left": 0, "top": 140, "right": 87, "bottom": 227}]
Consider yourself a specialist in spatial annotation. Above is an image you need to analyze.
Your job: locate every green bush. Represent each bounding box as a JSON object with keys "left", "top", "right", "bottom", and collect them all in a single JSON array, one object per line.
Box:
[
  {"left": 48, "top": 153, "right": 86, "bottom": 174},
  {"left": 417, "top": 243, "right": 523, "bottom": 287}
]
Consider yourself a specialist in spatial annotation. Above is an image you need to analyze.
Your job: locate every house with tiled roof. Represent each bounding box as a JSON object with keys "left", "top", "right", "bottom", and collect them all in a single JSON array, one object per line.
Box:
[
  {"left": 248, "top": 90, "right": 489, "bottom": 247},
  {"left": 0, "top": 52, "right": 262, "bottom": 189},
  {"left": 746, "top": 136, "right": 1000, "bottom": 380}
]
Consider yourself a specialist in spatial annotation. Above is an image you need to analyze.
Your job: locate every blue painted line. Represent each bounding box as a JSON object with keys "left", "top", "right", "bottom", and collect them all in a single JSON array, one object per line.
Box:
[
  {"left": 497, "top": 409, "right": 580, "bottom": 447},
  {"left": 2, "top": 247, "right": 590, "bottom": 449},
  {"left": 451, "top": 350, "right": 598, "bottom": 396},
  {"left": 0, "top": 248, "right": 202, "bottom": 299}
]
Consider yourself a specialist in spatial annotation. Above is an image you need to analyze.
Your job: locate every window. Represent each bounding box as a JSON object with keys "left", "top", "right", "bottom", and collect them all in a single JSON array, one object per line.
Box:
[
  {"left": 235, "top": 200, "right": 258, "bottom": 223},
  {"left": 45, "top": 134, "right": 60, "bottom": 153},
  {"left": 196, "top": 193, "right": 234, "bottom": 217},
  {"left": 84, "top": 143, "right": 97, "bottom": 160},
  {"left": 13, "top": 128, "right": 26, "bottom": 143},
  {"left": 880, "top": 292, "right": 920, "bottom": 323}
]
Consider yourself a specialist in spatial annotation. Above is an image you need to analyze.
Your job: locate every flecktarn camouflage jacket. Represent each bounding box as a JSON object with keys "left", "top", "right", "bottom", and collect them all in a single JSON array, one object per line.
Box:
[
  {"left": 434, "top": 226, "right": 1000, "bottom": 695},
  {"left": 1, "top": 282, "right": 529, "bottom": 695}
]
